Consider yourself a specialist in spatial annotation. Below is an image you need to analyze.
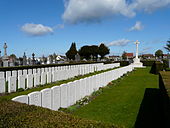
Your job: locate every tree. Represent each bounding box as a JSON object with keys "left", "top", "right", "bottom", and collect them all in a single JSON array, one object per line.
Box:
[
  {"left": 79, "top": 45, "right": 99, "bottom": 60},
  {"left": 98, "top": 43, "right": 110, "bottom": 59},
  {"left": 165, "top": 40, "right": 170, "bottom": 52},
  {"left": 155, "top": 49, "right": 163, "bottom": 59},
  {"left": 66, "top": 42, "right": 78, "bottom": 60},
  {"left": 122, "top": 51, "right": 127, "bottom": 60}
]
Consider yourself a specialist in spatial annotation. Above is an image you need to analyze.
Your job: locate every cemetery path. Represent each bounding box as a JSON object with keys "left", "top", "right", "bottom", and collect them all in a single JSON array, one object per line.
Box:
[{"left": 73, "top": 67, "right": 164, "bottom": 128}]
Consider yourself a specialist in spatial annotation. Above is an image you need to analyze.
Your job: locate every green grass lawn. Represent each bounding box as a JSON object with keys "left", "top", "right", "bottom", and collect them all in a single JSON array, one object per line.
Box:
[{"left": 72, "top": 67, "right": 159, "bottom": 128}]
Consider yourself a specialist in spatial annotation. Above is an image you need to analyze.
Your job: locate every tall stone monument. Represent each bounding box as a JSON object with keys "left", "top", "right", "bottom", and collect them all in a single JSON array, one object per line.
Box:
[
  {"left": 131, "top": 40, "right": 143, "bottom": 67},
  {"left": 2, "top": 42, "right": 9, "bottom": 67},
  {"left": 23, "top": 52, "right": 27, "bottom": 66}
]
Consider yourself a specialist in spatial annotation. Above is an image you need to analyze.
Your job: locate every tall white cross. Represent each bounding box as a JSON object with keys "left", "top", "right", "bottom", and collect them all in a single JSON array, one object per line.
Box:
[{"left": 134, "top": 40, "right": 140, "bottom": 59}]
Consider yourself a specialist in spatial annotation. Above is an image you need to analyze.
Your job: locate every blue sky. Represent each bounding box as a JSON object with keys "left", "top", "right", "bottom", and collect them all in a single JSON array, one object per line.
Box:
[{"left": 0, "top": 0, "right": 170, "bottom": 57}]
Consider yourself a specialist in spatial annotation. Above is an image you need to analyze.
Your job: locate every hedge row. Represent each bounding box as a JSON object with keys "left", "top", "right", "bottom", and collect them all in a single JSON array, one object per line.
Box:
[
  {"left": 0, "top": 61, "right": 106, "bottom": 71},
  {"left": 159, "top": 71, "right": 170, "bottom": 127},
  {"left": 0, "top": 100, "right": 118, "bottom": 128},
  {"left": 150, "top": 61, "right": 164, "bottom": 74}
]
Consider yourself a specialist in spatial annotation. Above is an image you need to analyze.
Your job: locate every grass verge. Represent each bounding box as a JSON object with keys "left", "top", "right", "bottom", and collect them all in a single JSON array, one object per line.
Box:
[{"left": 71, "top": 67, "right": 159, "bottom": 128}]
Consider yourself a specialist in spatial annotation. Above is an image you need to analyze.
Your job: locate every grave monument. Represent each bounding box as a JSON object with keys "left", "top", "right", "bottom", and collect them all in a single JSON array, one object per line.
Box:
[{"left": 131, "top": 40, "right": 143, "bottom": 67}]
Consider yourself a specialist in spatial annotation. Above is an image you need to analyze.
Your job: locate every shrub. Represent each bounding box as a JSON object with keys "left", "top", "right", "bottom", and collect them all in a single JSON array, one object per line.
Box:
[
  {"left": 150, "top": 61, "right": 163, "bottom": 74},
  {"left": 141, "top": 60, "right": 155, "bottom": 66}
]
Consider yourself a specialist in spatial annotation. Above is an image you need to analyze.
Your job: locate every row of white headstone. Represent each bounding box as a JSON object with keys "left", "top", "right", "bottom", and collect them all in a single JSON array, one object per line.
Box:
[
  {"left": 0, "top": 63, "right": 120, "bottom": 93},
  {"left": 12, "top": 65, "right": 134, "bottom": 111}
]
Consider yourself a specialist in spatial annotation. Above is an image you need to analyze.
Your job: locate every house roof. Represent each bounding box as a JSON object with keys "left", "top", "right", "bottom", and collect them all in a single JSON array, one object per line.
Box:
[
  {"left": 125, "top": 53, "right": 133, "bottom": 57},
  {"left": 142, "top": 54, "right": 154, "bottom": 57}
]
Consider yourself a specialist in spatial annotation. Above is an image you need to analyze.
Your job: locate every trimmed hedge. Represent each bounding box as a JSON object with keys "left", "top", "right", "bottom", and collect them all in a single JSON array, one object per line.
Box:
[
  {"left": 0, "top": 61, "right": 105, "bottom": 71},
  {"left": 141, "top": 60, "right": 155, "bottom": 66},
  {"left": 150, "top": 61, "right": 163, "bottom": 74},
  {"left": 159, "top": 71, "right": 170, "bottom": 127},
  {"left": 114, "top": 61, "right": 129, "bottom": 66},
  {"left": 0, "top": 101, "right": 118, "bottom": 128}
]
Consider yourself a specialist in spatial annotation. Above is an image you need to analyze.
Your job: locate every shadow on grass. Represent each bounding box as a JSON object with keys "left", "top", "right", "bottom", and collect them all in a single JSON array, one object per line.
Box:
[{"left": 134, "top": 88, "right": 169, "bottom": 128}]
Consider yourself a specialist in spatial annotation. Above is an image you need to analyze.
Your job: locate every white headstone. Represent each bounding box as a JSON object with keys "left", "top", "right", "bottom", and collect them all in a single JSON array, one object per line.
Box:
[
  {"left": 27, "top": 74, "right": 33, "bottom": 88},
  {"left": 41, "top": 68, "right": 45, "bottom": 73},
  {"left": 47, "top": 72, "right": 52, "bottom": 84},
  {"left": 34, "top": 73, "right": 40, "bottom": 87},
  {"left": 33, "top": 69, "right": 37, "bottom": 74},
  {"left": 45, "top": 68, "right": 48, "bottom": 72},
  {"left": 37, "top": 68, "right": 41, "bottom": 74},
  {"left": 41, "top": 88, "right": 52, "bottom": 109},
  {"left": 18, "top": 70, "right": 22, "bottom": 76},
  {"left": 0, "top": 78, "right": 5, "bottom": 93},
  {"left": 6, "top": 71, "right": 11, "bottom": 81},
  {"left": 60, "top": 84, "right": 68, "bottom": 108},
  {"left": 12, "top": 95, "right": 28, "bottom": 104},
  {"left": 8, "top": 76, "right": 16, "bottom": 93},
  {"left": 12, "top": 70, "right": 17, "bottom": 77},
  {"left": 23, "top": 70, "right": 27, "bottom": 76},
  {"left": 51, "top": 86, "right": 60, "bottom": 111},
  {"left": 28, "top": 69, "right": 32, "bottom": 75},
  {"left": 18, "top": 75, "right": 25, "bottom": 89},
  {"left": 28, "top": 91, "right": 41, "bottom": 106},
  {"left": 0, "top": 72, "right": 4, "bottom": 78},
  {"left": 41, "top": 72, "right": 46, "bottom": 85}
]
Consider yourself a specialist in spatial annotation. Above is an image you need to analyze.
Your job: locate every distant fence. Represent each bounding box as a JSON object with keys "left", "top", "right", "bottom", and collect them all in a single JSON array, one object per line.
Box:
[
  {"left": 12, "top": 65, "right": 134, "bottom": 111},
  {"left": 0, "top": 63, "right": 120, "bottom": 93}
]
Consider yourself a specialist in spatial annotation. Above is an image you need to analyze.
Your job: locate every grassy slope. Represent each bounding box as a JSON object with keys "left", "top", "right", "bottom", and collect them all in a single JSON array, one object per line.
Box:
[{"left": 73, "top": 67, "right": 159, "bottom": 128}]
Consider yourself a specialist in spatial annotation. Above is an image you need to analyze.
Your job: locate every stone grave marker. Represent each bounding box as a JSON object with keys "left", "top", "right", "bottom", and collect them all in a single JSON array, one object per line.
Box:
[
  {"left": 34, "top": 73, "right": 40, "bottom": 87},
  {"left": 47, "top": 72, "right": 52, "bottom": 83},
  {"left": 0, "top": 72, "right": 4, "bottom": 78},
  {"left": 28, "top": 91, "right": 41, "bottom": 106},
  {"left": 60, "top": 84, "right": 68, "bottom": 108},
  {"left": 28, "top": 69, "right": 32, "bottom": 75},
  {"left": 33, "top": 69, "right": 37, "bottom": 74},
  {"left": 41, "top": 88, "right": 52, "bottom": 109},
  {"left": 12, "top": 95, "right": 28, "bottom": 104},
  {"left": 18, "top": 75, "right": 26, "bottom": 89},
  {"left": 6, "top": 71, "right": 11, "bottom": 81},
  {"left": 8, "top": 76, "right": 16, "bottom": 93},
  {"left": 41, "top": 72, "right": 46, "bottom": 85},
  {"left": 27, "top": 74, "right": 33, "bottom": 88},
  {"left": 18, "top": 70, "right": 22, "bottom": 76},
  {"left": 23, "top": 70, "right": 27, "bottom": 76},
  {"left": 12, "top": 70, "right": 17, "bottom": 77},
  {"left": 51, "top": 86, "right": 60, "bottom": 111},
  {"left": 0, "top": 78, "right": 5, "bottom": 93}
]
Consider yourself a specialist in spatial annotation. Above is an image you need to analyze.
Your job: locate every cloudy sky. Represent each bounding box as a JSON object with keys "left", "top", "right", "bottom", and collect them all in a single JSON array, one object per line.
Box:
[{"left": 0, "top": 0, "right": 170, "bottom": 57}]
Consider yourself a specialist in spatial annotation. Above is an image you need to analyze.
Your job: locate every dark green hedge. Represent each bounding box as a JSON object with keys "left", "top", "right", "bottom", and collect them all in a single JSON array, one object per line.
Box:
[
  {"left": 141, "top": 60, "right": 155, "bottom": 66},
  {"left": 159, "top": 72, "right": 170, "bottom": 127},
  {"left": 0, "top": 61, "right": 105, "bottom": 71},
  {"left": 0, "top": 101, "right": 118, "bottom": 128},
  {"left": 150, "top": 61, "right": 163, "bottom": 74},
  {"left": 114, "top": 61, "right": 129, "bottom": 66}
]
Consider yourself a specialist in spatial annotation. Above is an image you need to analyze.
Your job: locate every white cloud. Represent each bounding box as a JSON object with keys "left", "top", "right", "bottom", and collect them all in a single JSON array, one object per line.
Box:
[
  {"left": 62, "top": 0, "right": 170, "bottom": 24},
  {"left": 62, "top": 0, "right": 135, "bottom": 24},
  {"left": 129, "top": 21, "right": 143, "bottom": 31},
  {"left": 21, "top": 23, "right": 53, "bottom": 36},
  {"left": 107, "top": 39, "right": 131, "bottom": 47},
  {"left": 131, "top": 0, "right": 170, "bottom": 13}
]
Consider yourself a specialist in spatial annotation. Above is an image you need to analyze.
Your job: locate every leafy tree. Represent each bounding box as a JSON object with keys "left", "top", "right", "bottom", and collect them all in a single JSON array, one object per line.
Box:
[
  {"left": 79, "top": 45, "right": 99, "bottom": 60},
  {"left": 122, "top": 51, "right": 127, "bottom": 60},
  {"left": 165, "top": 40, "right": 170, "bottom": 52},
  {"left": 79, "top": 46, "right": 91, "bottom": 60},
  {"left": 10, "top": 54, "right": 17, "bottom": 59},
  {"left": 155, "top": 49, "right": 163, "bottom": 59},
  {"left": 66, "top": 42, "right": 78, "bottom": 60},
  {"left": 98, "top": 43, "right": 110, "bottom": 59}
]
